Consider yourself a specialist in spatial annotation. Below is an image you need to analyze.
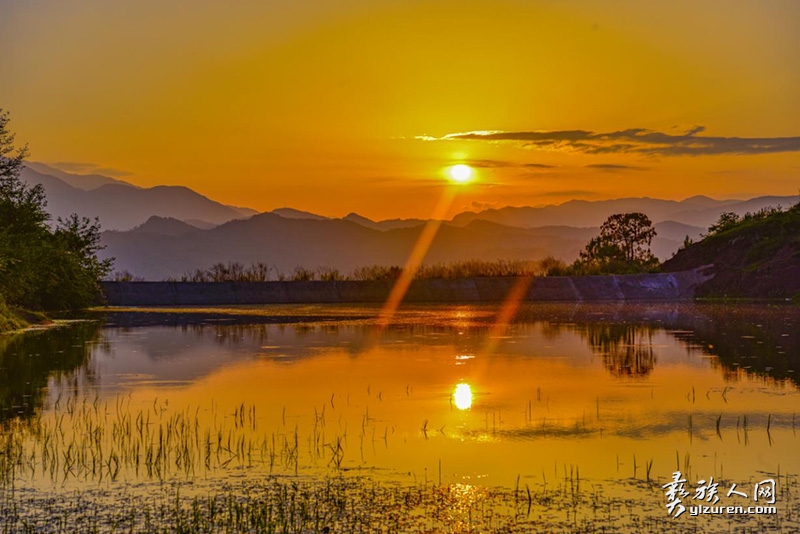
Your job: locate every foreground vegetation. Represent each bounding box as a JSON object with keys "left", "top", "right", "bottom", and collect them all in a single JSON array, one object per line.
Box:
[
  {"left": 0, "top": 301, "right": 27, "bottom": 332},
  {"left": 145, "top": 258, "right": 550, "bottom": 283},
  {"left": 0, "top": 110, "right": 112, "bottom": 331},
  {"left": 4, "top": 473, "right": 794, "bottom": 533}
]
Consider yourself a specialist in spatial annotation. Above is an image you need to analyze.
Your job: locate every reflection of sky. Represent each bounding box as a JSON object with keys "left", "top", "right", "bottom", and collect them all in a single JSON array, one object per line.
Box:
[
  {"left": 90, "top": 312, "right": 732, "bottom": 393},
  {"left": 89, "top": 323, "right": 693, "bottom": 391}
]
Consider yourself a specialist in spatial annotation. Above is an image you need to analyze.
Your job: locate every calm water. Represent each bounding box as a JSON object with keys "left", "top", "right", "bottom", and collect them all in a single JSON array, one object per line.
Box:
[{"left": 2, "top": 303, "right": 799, "bottom": 512}]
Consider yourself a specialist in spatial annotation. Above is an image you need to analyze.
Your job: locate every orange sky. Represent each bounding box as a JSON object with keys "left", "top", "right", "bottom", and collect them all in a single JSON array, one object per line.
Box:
[{"left": 2, "top": 0, "right": 799, "bottom": 219}]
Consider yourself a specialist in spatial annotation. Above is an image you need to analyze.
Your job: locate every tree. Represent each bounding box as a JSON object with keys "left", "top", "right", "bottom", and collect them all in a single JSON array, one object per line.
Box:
[
  {"left": 707, "top": 212, "right": 740, "bottom": 236},
  {"left": 0, "top": 109, "right": 113, "bottom": 310},
  {"left": 577, "top": 212, "right": 657, "bottom": 272}
]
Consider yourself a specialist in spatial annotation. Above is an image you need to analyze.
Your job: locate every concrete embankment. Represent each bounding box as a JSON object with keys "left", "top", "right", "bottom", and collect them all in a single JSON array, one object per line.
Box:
[{"left": 102, "top": 269, "right": 711, "bottom": 306}]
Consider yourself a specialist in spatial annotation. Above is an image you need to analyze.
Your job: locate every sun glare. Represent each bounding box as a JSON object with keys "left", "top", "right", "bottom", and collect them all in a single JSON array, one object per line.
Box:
[
  {"left": 453, "top": 383, "right": 473, "bottom": 410},
  {"left": 448, "top": 164, "right": 474, "bottom": 183}
]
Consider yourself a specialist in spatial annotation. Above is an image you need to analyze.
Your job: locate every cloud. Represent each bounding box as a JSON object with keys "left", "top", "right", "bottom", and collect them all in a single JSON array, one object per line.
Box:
[
  {"left": 468, "top": 200, "right": 499, "bottom": 211},
  {"left": 537, "top": 190, "right": 598, "bottom": 197},
  {"left": 463, "top": 159, "right": 555, "bottom": 169},
  {"left": 419, "top": 127, "right": 800, "bottom": 156},
  {"left": 522, "top": 163, "right": 556, "bottom": 169},
  {"left": 585, "top": 164, "right": 648, "bottom": 171},
  {"left": 48, "top": 161, "right": 133, "bottom": 177}
]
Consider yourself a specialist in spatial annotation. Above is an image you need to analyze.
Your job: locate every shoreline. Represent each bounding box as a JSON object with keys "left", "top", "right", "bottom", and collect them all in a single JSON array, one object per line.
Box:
[{"left": 0, "top": 306, "right": 49, "bottom": 334}]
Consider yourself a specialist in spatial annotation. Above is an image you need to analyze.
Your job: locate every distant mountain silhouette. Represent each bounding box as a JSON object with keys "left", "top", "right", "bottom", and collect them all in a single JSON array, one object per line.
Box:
[
  {"left": 130, "top": 216, "right": 202, "bottom": 237},
  {"left": 20, "top": 165, "right": 258, "bottom": 230},
  {"left": 22, "top": 161, "right": 789, "bottom": 278},
  {"left": 100, "top": 213, "right": 703, "bottom": 280},
  {"left": 342, "top": 213, "right": 427, "bottom": 231},
  {"left": 25, "top": 162, "right": 137, "bottom": 190},
  {"left": 183, "top": 219, "right": 219, "bottom": 230},
  {"left": 271, "top": 208, "right": 329, "bottom": 220}
]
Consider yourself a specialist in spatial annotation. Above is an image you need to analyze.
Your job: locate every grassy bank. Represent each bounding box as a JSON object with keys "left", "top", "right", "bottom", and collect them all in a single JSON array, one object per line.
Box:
[{"left": 0, "top": 300, "right": 48, "bottom": 333}]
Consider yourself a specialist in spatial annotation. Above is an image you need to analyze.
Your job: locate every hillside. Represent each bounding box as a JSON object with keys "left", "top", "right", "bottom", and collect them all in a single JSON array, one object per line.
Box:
[{"left": 662, "top": 205, "right": 800, "bottom": 298}]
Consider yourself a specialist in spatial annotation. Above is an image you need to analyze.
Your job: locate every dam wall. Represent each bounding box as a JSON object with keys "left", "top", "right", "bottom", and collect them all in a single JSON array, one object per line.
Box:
[{"left": 101, "top": 269, "right": 711, "bottom": 306}]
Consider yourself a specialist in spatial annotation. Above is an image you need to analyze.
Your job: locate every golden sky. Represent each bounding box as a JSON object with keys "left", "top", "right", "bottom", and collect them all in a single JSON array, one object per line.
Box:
[{"left": 2, "top": 0, "right": 799, "bottom": 219}]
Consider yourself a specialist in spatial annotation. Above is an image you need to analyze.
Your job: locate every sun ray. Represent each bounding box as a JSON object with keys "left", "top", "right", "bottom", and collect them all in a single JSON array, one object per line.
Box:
[{"left": 377, "top": 187, "right": 456, "bottom": 329}]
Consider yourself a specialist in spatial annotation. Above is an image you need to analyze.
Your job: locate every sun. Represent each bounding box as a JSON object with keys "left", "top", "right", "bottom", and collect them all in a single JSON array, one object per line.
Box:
[{"left": 448, "top": 164, "right": 474, "bottom": 183}]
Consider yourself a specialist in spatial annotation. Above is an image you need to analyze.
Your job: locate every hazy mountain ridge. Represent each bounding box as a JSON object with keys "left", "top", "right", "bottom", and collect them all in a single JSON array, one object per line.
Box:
[
  {"left": 21, "top": 165, "right": 258, "bottom": 230},
  {"left": 100, "top": 213, "right": 703, "bottom": 280},
  {"left": 448, "top": 196, "right": 796, "bottom": 229},
  {"left": 24, "top": 162, "right": 137, "bottom": 190}
]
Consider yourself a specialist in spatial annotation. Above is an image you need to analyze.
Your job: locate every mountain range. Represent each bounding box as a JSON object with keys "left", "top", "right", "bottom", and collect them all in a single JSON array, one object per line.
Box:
[
  {"left": 101, "top": 215, "right": 714, "bottom": 280},
  {"left": 20, "top": 163, "right": 796, "bottom": 280},
  {"left": 20, "top": 163, "right": 256, "bottom": 230}
]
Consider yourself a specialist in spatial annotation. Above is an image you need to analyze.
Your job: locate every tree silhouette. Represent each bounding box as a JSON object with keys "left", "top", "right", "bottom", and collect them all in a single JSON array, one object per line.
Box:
[{"left": 577, "top": 212, "right": 657, "bottom": 272}]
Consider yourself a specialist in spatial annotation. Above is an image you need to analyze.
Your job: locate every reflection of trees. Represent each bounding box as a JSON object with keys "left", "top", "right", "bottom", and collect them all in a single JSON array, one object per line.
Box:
[
  {"left": 0, "top": 321, "right": 102, "bottom": 423},
  {"left": 582, "top": 324, "right": 657, "bottom": 377},
  {"left": 669, "top": 306, "right": 800, "bottom": 387}
]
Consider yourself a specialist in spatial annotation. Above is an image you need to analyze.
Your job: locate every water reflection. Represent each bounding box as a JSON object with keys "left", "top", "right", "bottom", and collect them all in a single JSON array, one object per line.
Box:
[
  {"left": 581, "top": 324, "right": 656, "bottom": 377},
  {"left": 670, "top": 305, "right": 799, "bottom": 385},
  {"left": 78, "top": 304, "right": 800, "bottom": 390},
  {"left": 0, "top": 321, "right": 102, "bottom": 422},
  {"left": 3, "top": 303, "right": 800, "bottom": 489},
  {"left": 4, "top": 304, "right": 800, "bottom": 419},
  {"left": 453, "top": 383, "right": 472, "bottom": 410}
]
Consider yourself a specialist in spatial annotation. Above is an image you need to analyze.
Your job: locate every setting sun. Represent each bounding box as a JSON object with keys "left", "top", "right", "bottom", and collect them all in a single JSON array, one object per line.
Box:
[{"left": 448, "top": 164, "right": 474, "bottom": 184}]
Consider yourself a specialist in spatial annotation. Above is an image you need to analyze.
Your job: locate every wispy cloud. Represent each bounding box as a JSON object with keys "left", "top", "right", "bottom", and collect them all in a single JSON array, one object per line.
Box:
[
  {"left": 48, "top": 161, "right": 133, "bottom": 177},
  {"left": 463, "top": 159, "right": 555, "bottom": 169},
  {"left": 585, "top": 164, "right": 648, "bottom": 171},
  {"left": 420, "top": 127, "right": 800, "bottom": 156},
  {"left": 468, "top": 200, "right": 499, "bottom": 211}
]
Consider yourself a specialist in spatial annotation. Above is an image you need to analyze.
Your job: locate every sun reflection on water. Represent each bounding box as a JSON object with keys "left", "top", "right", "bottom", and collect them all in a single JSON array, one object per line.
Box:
[{"left": 453, "top": 383, "right": 473, "bottom": 410}]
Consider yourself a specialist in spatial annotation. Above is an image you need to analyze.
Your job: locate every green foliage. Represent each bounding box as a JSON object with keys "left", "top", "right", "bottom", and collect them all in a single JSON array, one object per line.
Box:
[
  {"left": 292, "top": 266, "right": 316, "bottom": 281},
  {"left": 707, "top": 211, "right": 740, "bottom": 236},
  {"left": 0, "top": 110, "right": 112, "bottom": 312},
  {"left": 351, "top": 265, "right": 403, "bottom": 281},
  {"left": 316, "top": 265, "right": 344, "bottom": 281},
  {"left": 539, "top": 256, "right": 568, "bottom": 276},
  {"left": 175, "top": 262, "right": 273, "bottom": 282},
  {"left": 707, "top": 206, "right": 784, "bottom": 237},
  {"left": 112, "top": 270, "right": 145, "bottom": 282},
  {"left": 415, "top": 259, "right": 540, "bottom": 278},
  {"left": 0, "top": 298, "right": 27, "bottom": 332},
  {"left": 570, "top": 213, "right": 658, "bottom": 274},
  {"left": 173, "top": 258, "right": 555, "bottom": 282}
]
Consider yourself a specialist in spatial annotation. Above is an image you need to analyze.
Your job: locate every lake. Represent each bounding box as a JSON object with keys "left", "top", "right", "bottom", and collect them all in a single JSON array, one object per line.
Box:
[{"left": 1, "top": 303, "right": 798, "bottom": 532}]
